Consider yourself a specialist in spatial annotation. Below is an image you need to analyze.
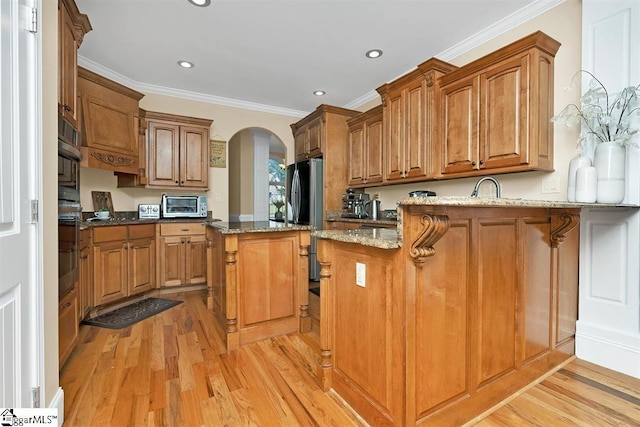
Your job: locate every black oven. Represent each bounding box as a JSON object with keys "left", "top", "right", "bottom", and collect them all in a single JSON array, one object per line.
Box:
[{"left": 58, "top": 117, "right": 81, "bottom": 298}]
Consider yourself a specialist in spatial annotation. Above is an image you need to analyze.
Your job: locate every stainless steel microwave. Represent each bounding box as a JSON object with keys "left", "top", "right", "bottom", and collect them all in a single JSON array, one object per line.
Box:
[{"left": 161, "top": 194, "right": 208, "bottom": 218}]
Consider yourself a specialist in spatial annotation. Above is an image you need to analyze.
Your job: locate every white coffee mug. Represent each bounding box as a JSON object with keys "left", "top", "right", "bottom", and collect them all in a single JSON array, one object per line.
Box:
[{"left": 95, "top": 210, "right": 110, "bottom": 220}]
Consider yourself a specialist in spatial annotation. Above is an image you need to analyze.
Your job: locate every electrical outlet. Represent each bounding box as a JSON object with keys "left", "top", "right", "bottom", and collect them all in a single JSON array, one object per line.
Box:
[
  {"left": 541, "top": 177, "right": 560, "bottom": 194},
  {"left": 356, "top": 262, "right": 366, "bottom": 287},
  {"left": 214, "top": 193, "right": 222, "bottom": 201}
]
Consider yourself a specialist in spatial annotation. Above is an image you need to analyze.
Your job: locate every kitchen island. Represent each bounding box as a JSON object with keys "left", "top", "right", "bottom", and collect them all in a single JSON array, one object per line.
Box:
[
  {"left": 206, "top": 221, "right": 312, "bottom": 351},
  {"left": 315, "top": 198, "right": 583, "bottom": 426}
]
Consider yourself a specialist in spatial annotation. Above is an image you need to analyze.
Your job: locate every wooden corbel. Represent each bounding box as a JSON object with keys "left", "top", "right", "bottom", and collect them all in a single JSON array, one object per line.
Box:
[
  {"left": 550, "top": 212, "right": 580, "bottom": 248},
  {"left": 410, "top": 213, "right": 450, "bottom": 264}
]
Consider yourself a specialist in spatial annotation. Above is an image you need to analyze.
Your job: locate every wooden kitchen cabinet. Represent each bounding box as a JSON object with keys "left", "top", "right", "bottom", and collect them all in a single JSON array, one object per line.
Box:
[
  {"left": 78, "top": 67, "right": 144, "bottom": 174},
  {"left": 58, "top": 0, "right": 91, "bottom": 127},
  {"left": 293, "top": 116, "right": 322, "bottom": 161},
  {"left": 78, "top": 228, "right": 92, "bottom": 320},
  {"left": 347, "top": 105, "right": 383, "bottom": 187},
  {"left": 92, "top": 224, "right": 155, "bottom": 306},
  {"left": 376, "top": 58, "right": 457, "bottom": 184},
  {"left": 158, "top": 223, "right": 207, "bottom": 287},
  {"left": 439, "top": 31, "right": 559, "bottom": 177},
  {"left": 145, "top": 111, "right": 213, "bottom": 189},
  {"left": 291, "top": 105, "right": 360, "bottom": 213},
  {"left": 59, "top": 287, "right": 79, "bottom": 368}
]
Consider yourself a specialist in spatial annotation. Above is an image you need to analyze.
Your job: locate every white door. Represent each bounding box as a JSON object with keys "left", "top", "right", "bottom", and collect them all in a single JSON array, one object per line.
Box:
[{"left": 0, "top": 0, "right": 41, "bottom": 407}]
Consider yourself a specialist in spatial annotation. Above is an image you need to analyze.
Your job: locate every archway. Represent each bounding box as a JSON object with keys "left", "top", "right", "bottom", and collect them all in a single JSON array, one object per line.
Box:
[{"left": 227, "top": 128, "right": 286, "bottom": 222}]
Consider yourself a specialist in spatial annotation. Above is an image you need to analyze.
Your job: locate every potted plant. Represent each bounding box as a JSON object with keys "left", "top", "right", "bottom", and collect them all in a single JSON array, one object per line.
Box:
[{"left": 552, "top": 70, "right": 640, "bottom": 203}]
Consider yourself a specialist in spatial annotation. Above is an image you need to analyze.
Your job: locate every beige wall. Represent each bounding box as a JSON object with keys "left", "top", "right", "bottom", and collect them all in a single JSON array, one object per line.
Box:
[
  {"left": 80, "top": 94, "right": 301, "bottom": 221},
  {"left": 43, "top": 0, "right": 60, "bottom": 406},
  {"left": 365, "top": 0, "right": 582, "bottom": 211},
  {"left": 228, "top": 128, "right": 256, "bottom": 217}
]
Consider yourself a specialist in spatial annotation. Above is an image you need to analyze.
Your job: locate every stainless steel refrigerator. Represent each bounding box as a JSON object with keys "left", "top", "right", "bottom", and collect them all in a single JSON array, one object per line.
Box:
[{"left": 286, "top": 158, "right": 323, "bottom": 281}]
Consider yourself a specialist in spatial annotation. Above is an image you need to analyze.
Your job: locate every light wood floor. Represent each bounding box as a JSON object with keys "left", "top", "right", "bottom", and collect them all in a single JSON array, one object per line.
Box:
[{"left": 60, "top": 290, "right": 640, "bottom": 426}]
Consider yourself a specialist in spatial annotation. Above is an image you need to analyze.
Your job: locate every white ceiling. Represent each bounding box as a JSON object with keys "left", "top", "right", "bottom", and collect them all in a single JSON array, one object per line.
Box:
[{"left": 75, "top": 0, "right": 557, "bottom": 117}]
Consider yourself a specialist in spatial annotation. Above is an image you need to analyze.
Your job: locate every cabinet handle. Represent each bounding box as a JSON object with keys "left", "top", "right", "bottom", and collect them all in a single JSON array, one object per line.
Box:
[
  {"left": 175, "top": 180, "right": 179, "bottom": 184},
  {"left": 181, "top": 181, "right": 184, "bottom": 184},
  {"left": 80, "top": 255, "right": 88, "bottom": 260},
  {"left": 181, "top": 229, "right": 189, "bottom": 232},
  {"left": 61, "top": 302, "right": 71, "bottom": 309},
  {"left": 472, "top": 161, "right": 476, "bottom": 166},
  {"left": 62, "top": 104, "right": 71, "bottom": 112},
  {"left": 479, "top": 160, "right": 484, "bottom": 165}
]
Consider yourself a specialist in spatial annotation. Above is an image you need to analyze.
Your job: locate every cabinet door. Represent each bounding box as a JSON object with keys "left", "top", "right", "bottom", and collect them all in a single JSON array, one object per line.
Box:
[
  {"left": 307, "top": 117, "right": 323, "bottom": 158},
  {"left": 180, "top": 126, "right": 209, "bottom": 188},
  {"left": 365, "top": 115, "right": 384, "bottom": 184},
  {"left": 348, "top": 126, "right": 365, "bottom": 186},
  {"left": 185, "top": 235, "right": 207, "bottom": 285},
  {"left": 441, "top": 76, "right": 480, "bottom": 174},
  {"left": 404, "top": 79, "right": 429, "bottom": 179},
  {"left": 58, "top": 2, "right": 78, "bottom": 125},
  {"left": 160, "top": 236, "right": 185, "bottom": 287},
  {"left": 59, "top": 288, "right": 79, "bottom": 368},
  {"left": 480, "top": 55, "right": 528, "bottom": 170},
  {"left": 93, "top": 241, "right": 128, "bottom": 306},
  {"left": 148, "top": 120, "right": 181, "bottom": 187},
  {"left": 78, "top": 238, "right": 92, "bottom": 320},
  {"left": 294, "top": 127, "right": 308, "bottom": 162},
  {"left": 384, "top": 90, "right": 405, "bottom": 181},
  {"left": 129, "top": 237, "right": 156, "bottom": 295}
]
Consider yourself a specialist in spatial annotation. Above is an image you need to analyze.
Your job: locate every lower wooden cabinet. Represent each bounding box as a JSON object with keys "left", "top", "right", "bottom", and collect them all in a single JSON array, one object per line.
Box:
[
  {"left": 158, "top": 223, "right": 207, "bottom": 287},
  {"left": 78, "top": 228, "right": 92, "bottom": 320},
  {"left": 92, "top": 224, "right": 155, "bottom": 306},
  {"left": 59, "top": 287, "right": 79, "bottom": 368}
]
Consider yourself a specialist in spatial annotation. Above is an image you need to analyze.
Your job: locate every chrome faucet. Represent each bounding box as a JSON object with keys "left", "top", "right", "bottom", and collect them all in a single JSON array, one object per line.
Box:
[{"left": 471, "top": 176, "right": 502, "bottom": 198}]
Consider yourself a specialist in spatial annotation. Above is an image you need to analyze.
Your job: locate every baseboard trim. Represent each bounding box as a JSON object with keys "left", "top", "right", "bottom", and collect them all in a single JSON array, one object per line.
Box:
[
  {"left": 576, "top": 321, "right": 640, "bottom": 379},
  {"left": 49, "top": 387, "right": 64, "bottom": 425}
]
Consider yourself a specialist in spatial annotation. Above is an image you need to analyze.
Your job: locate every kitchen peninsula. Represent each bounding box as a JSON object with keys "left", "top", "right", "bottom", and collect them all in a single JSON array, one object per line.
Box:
[
  {"left": 315, "top": 197, "right": 582, "bottom": 426},
  {"left": 206, "top": 221, "right": 312, "bottom": 351}
]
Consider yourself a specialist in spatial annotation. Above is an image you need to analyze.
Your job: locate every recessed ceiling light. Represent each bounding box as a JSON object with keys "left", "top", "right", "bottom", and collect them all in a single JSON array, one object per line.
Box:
[
  {"left": 177, "top": 60, "right": 194, "bottom": 69},
  {"left": 187, "top": 0, "right": 211, "bottom": 7},
  {"left": 313, "top": 90, "right": 326, "bottom": 96},
  {"left": 366, "top": 49, "right": 383, "bottom": 59}
]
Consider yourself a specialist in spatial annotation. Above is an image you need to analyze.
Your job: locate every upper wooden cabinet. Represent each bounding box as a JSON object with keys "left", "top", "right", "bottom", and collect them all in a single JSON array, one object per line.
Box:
[
  {"left": 291, "top": 105, "right": 360, "bottom": 213},
  {"left": 58, "top": 0, "right": 91, "bottom": 128},
  {"left": 439, "top": 31, "right": 560, "bottom": 177},
  {"left": 78, "top": 67, "right": 144, "bottom": 174},
  {"left": 376, "top": 59, "right": 458, "bottom": 184},
  {"left": 347, "top": 105, "right": 383, "bottom": 188},
  {"left": 144, "top": 111, "right": 213, "bottom": 189},
  {"left": 293, "top": 116, "right": 322, "bottom": 161}
]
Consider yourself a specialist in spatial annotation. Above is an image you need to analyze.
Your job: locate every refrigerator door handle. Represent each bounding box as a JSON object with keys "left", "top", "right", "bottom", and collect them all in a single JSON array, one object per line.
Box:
[{"left": 292, "top": 169, "right": 301, "bottom": 223}]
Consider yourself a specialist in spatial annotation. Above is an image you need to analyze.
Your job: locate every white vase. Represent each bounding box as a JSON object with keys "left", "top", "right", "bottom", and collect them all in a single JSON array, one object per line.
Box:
[
  {"left": 567, "top": 154, "right": 592, "bottom": 202},
  {"left": 575, "top": 166, "right": 597, "bottom": 203},
  {"left": 594, "top": 141, "right": 626, "bottom": 204}
]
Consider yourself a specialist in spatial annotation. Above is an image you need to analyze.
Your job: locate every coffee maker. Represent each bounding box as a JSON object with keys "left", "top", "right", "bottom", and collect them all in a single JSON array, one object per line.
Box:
[{"left": 341, "top": 188, "right": 370, "bottom": 218}]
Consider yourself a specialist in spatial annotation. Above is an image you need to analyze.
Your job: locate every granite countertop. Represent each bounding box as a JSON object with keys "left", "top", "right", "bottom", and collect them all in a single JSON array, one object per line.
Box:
[
  {"left": 398, "top": 196, "right": 639, "bottom": 209},
  {"left": 81, "top": 217, "right": 221, "bottom": 230},
  {"left": 314, "top": 228, "right": 402, "bottom": 249},
  {"left": 207, "top": 220, "right": 313, "bottom": 235}
]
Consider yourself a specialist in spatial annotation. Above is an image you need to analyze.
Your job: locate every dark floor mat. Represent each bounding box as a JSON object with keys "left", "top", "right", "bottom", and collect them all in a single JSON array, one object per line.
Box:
[
  {"left": 82, "top": 297, "right": 183, "bottom": 329},
  {"left": 309, "top": 287, "right": 320, "bottom": 297}
]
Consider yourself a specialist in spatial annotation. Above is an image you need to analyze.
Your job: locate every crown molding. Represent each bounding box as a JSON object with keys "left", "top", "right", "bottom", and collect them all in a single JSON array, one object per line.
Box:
[{"left": 77, "top": 56, "right": 309, "bottom": 118}]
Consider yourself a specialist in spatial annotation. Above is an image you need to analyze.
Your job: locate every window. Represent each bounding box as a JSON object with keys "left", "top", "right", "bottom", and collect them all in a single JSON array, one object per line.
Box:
[{"left": 269, "top": 158, "right": 286, "bottom": 220}]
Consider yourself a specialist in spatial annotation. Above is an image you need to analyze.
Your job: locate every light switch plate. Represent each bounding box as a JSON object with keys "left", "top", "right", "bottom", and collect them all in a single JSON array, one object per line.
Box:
[{"left": 356, "top": 262, "right": 366, "bottom": 287}]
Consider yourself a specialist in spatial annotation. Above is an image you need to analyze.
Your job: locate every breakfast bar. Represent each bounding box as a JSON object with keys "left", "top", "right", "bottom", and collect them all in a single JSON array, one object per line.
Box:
[
  {"left": 315, "top": 197, "right": 583, "bottom": 426},
  {"left": 206, "top": 221, "right": 312, "bottom": 351}
]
